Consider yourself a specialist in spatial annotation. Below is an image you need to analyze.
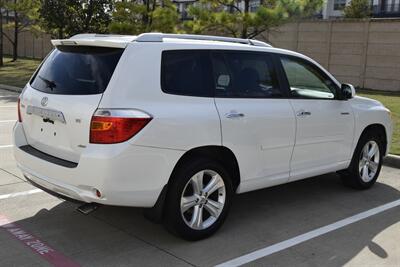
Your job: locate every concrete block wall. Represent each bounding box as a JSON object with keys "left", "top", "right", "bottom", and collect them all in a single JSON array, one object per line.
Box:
[
  {"left": 265, "top": 19, "right": 400, "bottom": 92},
  {"left": 365, "top": 21, "right": 400, "bottom": 91}
]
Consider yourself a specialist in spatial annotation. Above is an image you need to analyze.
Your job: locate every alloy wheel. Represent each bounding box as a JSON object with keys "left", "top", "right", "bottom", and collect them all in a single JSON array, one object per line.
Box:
[
  {"left": 180, "top": 170, "right": 226, "bottom": 230},
  {"left": 359, "top": 140, "right": 380, "bottom": 182}
]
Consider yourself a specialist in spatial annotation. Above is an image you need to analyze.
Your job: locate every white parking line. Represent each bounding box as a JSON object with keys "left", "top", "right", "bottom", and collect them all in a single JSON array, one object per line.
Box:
[
  {"left": 0, "top": 120, "right": 16, "bottom": 123},
  {"left": 0, "top": 106, "right": 16, "bottom": 108},
  {"left": 0, "top": 95, "right": 18, "bottom": 98},
  {"left": 0, "top": 145, "right": 13, "bottom": 149},
  {"left": 0, "top": 189, "right": 42, "bottom": 200},
  {"left": 216, "top": 199, "right": 400, "bottom": 267}
]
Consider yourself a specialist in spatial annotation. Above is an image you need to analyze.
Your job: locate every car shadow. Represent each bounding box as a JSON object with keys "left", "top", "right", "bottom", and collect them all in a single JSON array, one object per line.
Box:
[{"left": 3, "top": 172, "right": 400, "bottom": 266}]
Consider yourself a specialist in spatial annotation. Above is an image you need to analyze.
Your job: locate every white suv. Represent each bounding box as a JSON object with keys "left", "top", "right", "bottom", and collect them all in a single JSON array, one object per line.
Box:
[{"left": 13, "top": 33, "right": 392, "bottom": 240}]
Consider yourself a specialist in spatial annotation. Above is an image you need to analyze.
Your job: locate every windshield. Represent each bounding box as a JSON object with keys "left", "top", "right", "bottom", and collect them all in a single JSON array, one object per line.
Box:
[{"left": 30, "top": 46, "right": 124, "bottom": 95}]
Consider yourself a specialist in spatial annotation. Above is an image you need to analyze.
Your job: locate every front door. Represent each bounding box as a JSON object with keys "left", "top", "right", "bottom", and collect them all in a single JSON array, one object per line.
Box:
[{"left": 277, "top": 54, "right": 355, "bottom": 181}]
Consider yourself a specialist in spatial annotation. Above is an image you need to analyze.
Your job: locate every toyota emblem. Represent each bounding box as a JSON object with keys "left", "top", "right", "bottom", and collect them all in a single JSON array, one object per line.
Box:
[{"left": 41, "top": 97, "right": 48, "bottom": 107}]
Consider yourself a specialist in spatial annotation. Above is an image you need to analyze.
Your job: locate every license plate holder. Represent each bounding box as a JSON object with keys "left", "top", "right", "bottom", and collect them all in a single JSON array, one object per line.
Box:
[{"left": 26, "top": 106, "right": 66, "bottom": 124}]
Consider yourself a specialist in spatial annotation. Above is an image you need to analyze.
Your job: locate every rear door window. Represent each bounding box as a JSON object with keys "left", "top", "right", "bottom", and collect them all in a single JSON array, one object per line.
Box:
[
  {"left": 161, "top": 50, "right": 213, "bottom": 97},
  {"left": 211, "top": 51, "right": 283, "bottom": 98},
  {"left": 30, "top": 46, "right": 124, "bottom": 95}
]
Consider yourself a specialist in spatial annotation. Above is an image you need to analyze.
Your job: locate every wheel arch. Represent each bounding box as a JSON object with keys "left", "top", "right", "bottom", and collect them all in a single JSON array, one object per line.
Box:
[
  {"left": 339, "top": 123, "right": 387, "bottom": 189},
  {"left": 144, "top": 145, "right": 241, "bottom": 223},
  {"left": 356, "top": 123, "right": 388, "bottom": 155},
  {"left": 167, "top": 145, "right": 241, "bottom": 192}
]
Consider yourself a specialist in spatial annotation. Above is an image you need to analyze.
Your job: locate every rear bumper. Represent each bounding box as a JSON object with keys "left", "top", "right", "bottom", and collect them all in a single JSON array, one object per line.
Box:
[
  {"left": 13, "top": 122, "right": 184, "bottom": 207},
  {"left": 25, "top": 176, "right": 85, "bottom": 204}
]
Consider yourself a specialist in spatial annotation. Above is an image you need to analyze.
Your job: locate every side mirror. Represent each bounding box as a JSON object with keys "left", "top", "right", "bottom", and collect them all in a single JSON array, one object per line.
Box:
[{"left": 340, "top": 83, "right": 356, "bottom": 100}]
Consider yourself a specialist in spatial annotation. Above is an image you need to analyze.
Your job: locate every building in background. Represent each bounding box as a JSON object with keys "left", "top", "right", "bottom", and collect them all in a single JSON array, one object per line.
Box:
[
  {"left": 323, "top": 0, "right": 400, "bottom": 19},
  {"left": 0, "top": 8, "right": 14, "bottom": 24},
  {"left": 371, "top": 0, "right": 400, "bottom": 17},
  {"left": 173, "top": 0, "right": 197, "bottom": 20}
]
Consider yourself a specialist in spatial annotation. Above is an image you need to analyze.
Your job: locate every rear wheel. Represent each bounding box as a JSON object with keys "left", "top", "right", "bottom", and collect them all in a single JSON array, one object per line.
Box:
[
  {"left": 163, "top": 158, "right": 233, "bottom": 240},
  {"left": 340, "top": 131, "right": 383, "bottom": 189}
]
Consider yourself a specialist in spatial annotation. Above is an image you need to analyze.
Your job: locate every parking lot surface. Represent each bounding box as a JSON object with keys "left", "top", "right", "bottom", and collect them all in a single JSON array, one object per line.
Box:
[{"left": 0, "top": 88, "right": 399, "bottom": 267}]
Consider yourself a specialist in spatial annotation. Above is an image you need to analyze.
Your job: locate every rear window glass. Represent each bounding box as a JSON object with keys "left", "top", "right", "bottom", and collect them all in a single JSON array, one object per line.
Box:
[
  {"left": 161, "top": 50, "right": 213, "bottom": 97},
  {"left": 30, "top": 46, "right": 124, "bottom": 95},
  {"left": 211, "top": 51, "right": 282, "bottom": 98}
]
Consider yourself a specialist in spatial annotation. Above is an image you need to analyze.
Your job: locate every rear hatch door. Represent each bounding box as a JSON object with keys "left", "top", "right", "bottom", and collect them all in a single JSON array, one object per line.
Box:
[{"left": 20, "top": 45, "right": 124, "bottom": 163}]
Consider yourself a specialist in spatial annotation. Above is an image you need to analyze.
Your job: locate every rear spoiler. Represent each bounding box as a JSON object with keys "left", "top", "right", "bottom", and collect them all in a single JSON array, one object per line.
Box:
[
  {"left": 51, "top": 34, "right": 137, "bottom": 48},
  {"left": 51, "top": 39, "right": 128, "bottom": 48}
]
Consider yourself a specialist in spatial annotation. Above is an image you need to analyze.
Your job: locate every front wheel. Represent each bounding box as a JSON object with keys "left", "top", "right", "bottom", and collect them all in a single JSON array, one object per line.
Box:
[
  {"left": 340, "top": 131, "right": 384, "bottom": 189},
  {"left": 163, "top": 158, "right": 233, "bottom": 240}
]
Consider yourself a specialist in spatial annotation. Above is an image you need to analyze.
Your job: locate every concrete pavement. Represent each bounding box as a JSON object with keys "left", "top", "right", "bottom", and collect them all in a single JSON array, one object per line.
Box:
[{"left": 0, "top": 88, "right": 399, "bottom": 267}]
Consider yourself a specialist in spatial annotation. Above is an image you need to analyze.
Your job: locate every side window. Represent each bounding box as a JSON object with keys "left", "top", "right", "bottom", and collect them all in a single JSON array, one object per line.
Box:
[
  {"left": 280, "top": 55, "right": 339, "bottom": 100},
  {"left": 211, "top": 51, "right": 283, "bottom": 98},
  {"left": 161, "top": 50, "right": 212, "bottom": 97}
]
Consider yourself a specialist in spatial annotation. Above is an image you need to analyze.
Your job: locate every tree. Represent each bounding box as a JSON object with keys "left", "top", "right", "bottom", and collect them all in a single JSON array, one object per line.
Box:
[
  {"left": 39, "top": 0, "right": 113, "bottom": 39},
  {"left": 74, "top": 0, "right": 113, "bottom": 34},
  {"left": 344, "top": 0, "right": 371, "bottom": 18},
  {"left": 2, "top": 0, "right": 40, "bottom": 61},
  {"left": 38, "top": 0, "right": 76, "bottom": 39},
  {"left": 150, "top": 2, "right": 180, "bottom": 33},
  {"left": 109, "top": 0, "right": 179, "bottom": 35},
  {"left": 184, "top": 0, "right": 324, "bottom": 39}
]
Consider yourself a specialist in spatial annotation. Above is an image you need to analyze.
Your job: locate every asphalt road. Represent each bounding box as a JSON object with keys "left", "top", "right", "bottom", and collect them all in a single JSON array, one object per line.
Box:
[{"left": 0, "top": 88, "right": 399, "bottom": 267}]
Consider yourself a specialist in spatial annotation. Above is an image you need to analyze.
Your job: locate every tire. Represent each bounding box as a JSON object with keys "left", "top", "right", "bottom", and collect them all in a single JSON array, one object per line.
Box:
[
  {"left": 163, "top": 157, "right": 233, "bottom": 240},
  {"left": 339, "top": 130, "right": 384, "bottom": 189}
]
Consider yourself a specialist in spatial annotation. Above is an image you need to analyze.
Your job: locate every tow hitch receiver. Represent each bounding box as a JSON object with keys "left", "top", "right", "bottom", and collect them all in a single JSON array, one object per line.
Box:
[{"left": 77, "top": 203, "right": 99, "bottom": 215}]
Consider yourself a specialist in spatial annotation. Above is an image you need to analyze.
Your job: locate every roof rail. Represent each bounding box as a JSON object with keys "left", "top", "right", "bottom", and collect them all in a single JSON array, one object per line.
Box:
[
  {"left": 135, "top": 33, "right": 271, "bottom": 47},
  {"left": 70, "top": 33, "right": 136, "bottom": 40}
]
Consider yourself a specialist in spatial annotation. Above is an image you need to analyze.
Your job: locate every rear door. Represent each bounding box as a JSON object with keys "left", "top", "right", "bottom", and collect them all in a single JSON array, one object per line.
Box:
[
  {"left": 20, "top": 45, "right": 124, "bottom": 163},
  {"left": 212, "top": 50, "right": 296, "bottom": 192}
]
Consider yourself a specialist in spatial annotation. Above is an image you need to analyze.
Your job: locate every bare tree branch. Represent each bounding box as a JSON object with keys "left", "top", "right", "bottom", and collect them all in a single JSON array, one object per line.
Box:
[{"left": 2, "top": 31, "right": 14, "bottom": 44}]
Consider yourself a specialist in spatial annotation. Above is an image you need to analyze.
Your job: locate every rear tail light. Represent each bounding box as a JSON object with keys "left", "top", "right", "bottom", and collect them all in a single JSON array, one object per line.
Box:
[
  {"left": 90, "top": 109, "right": 152, "bottom": 144},
  {"left": 17, "top": 98, "right": 22, "bottom": 122}
]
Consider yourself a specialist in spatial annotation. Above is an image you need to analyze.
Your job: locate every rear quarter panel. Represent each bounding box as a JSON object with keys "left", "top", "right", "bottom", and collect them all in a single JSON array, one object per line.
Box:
[{"left": 98, "top": 42, "right": 222, "bottom": 151}]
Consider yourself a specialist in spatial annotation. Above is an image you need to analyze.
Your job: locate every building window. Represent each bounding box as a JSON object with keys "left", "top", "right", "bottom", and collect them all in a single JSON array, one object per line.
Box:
[
  {"left": 249, "top": 0, "right": 260, "bottom": 12},
  {"left": 333, "top": 0, "right": 347, "bottom": 10}
]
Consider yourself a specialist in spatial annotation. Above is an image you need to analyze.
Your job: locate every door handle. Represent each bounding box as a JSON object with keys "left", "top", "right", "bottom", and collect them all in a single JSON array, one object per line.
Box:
[
  {"left": 225, "top": 112, "right": 245, "bottom": 119},
  {"left": 296, "top": 110, "right": 311, "bottom": 117}
]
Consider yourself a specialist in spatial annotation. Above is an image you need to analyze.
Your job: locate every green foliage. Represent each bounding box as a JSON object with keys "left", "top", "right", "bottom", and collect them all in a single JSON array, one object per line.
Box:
[
  {"left": 108, "top": 1, "right": 146, "bottom": 34},
  {"left": 184, "top": 0, "right": 323, "bottom": 38},
  {"left": 2, "top": 0, "right": 41, "bottom": 61},
  {"left": 37, "top": 0, "right": 322, "bottom": 39},
  {"left": 151, "top": 2, "right": 180, "bottom": 33},
  {"left": 109, "top": 0, "right": 179, "bottom": 35},
  {"left": 344, "top": 0, "right": 371, "bottom": 18},
  {"left": 39, "top": 0, "right": 113, "bottom": 38},
  {"left": 38, "top": 0, "right": 74, "bottom": 38},
  {"left": 3, "top": 0, "right": 40, "bottom": 33}
]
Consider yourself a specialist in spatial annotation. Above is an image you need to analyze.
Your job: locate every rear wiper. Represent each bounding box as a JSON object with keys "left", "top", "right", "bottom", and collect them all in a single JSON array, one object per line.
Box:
[{"left": 38, "top": 75, "right": 57, "bottom": 90}]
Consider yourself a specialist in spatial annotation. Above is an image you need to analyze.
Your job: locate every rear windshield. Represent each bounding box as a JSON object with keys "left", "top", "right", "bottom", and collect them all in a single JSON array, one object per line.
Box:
[{"left": 30, "top": 46, "right": 124, "bottom": 95}]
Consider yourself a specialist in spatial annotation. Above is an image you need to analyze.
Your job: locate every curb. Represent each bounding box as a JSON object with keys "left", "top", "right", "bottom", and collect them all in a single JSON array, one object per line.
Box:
[
  {"left": 0, "top": 84, "right": 22, "bottom": 93},
  {"left": 384, "top": 154, "right": 400, "bottom": 169}
]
